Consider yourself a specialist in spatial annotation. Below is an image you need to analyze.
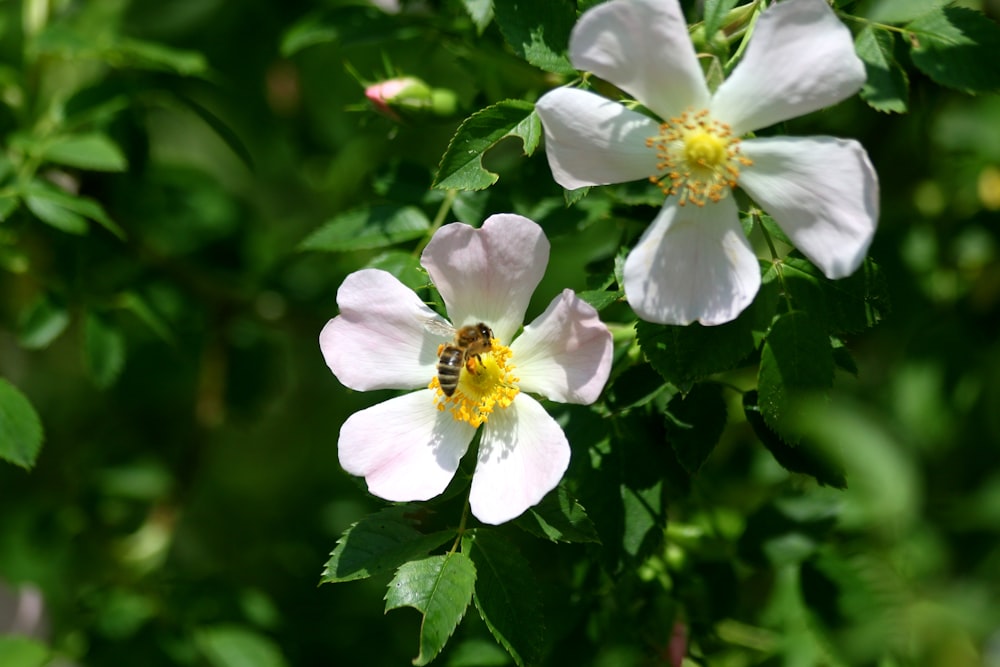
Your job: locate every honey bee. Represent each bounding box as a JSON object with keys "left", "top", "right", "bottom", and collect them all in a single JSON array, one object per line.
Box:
[{"left": 424, "top": 319, "right": 494, "bottom": 397}]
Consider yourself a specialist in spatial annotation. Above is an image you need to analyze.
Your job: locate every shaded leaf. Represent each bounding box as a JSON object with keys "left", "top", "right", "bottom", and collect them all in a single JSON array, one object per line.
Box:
[
  {"left": 18, "top": 294, "right": 70, "bottom": 349},
  {"left": 385, "top": 553, "right": 476, "bottom": 666},
  {"left": 0, "top": 378, "right": 44, "bottom": 469},
  {"left": 463, "top": 530, "right": 544, "bottom": 667},
  {"left": 493, "top": 0, "right": 575, "bottom": 75},
  {"left": 433, "top": 100, "right": 540, "bottom": 191},
  {"left": 300, "top": 205, "right": 430, "bottom": 253},
  {"left": 195, "top": 625, "right": 288, "bottom": 667},
  {"left": 776, "top": 256, "right": 889, "bottom": 334},
  {"left": 517, "top": 484, "right": 600, "bottom": 543},
  {"left": 83, "top": 312, "right": 126, "bottom": 389},
  {"left": 321, "top": 506, "right": 454, "bottom": 583},
  {"left": 906, "top": 6, "right": 1000, "bottom": 95},
  {"left": 703, "top": 0, "right": 741, "bottom": 41},
  {"left": 665, "top": 382, "right": 727, "bottom": 476},
  {"left": 367, "top": 250, "right": 427, "bottom": 292}
]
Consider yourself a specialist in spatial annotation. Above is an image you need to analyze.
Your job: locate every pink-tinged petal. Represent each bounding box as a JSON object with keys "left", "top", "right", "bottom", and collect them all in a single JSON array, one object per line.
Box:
[
  {"left": 509, "top": 289, "right": 613, "bottom": 405},
  {"left": 421, "top": 215, "right": 548, "bottom": 342},
  {"left": 710, "top": 0, "right": 866, "bottom": 135},
  {"left": 569, "top": 0, "right": 709, "bottom": 119},
  {"left": 320, "top": 269, "right": 443, "bottom": 391},
  {"left": 536, "top": 88, "right": 662, "bottom": 190},
  {"left": 339, "top": 390, "right": 476, "bottom": 502},
  {"left": 739, "top": 136, "right": 878, "bottom": 279},
  {"left": 470, "top": 394, "right": 570, "bottom": 525},
  {"left": 623, "top": 197, "right": 761, "bottom": 326}
]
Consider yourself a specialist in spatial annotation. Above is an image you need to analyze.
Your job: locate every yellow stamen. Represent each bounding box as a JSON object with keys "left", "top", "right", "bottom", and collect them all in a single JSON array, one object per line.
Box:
[
  {"left": 645, "top": 108, "right": 752, "bottom": 207},
  {"left": 429, "top": 340, "right": 520, "bottom": 428}
]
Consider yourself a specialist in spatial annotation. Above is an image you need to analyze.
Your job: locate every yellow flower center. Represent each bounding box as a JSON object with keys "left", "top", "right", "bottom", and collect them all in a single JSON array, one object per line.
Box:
[
  {"left": 429, "top": 340, "right": 520, "bottom": 428},
  {"left": 645, "top": 108, "right": 752, "bottom": 207}
]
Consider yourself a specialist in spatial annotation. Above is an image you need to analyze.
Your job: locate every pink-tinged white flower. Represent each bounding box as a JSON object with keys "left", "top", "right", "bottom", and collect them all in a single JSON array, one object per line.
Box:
[
  {"left": 535, "top": 0, "right": 879, "bottom": 326},
  {"left": 319, "top": 214, "right": 613, "bottom": 525}
]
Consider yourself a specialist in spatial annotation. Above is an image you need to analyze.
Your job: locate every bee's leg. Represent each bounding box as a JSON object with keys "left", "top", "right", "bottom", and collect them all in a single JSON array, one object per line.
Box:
[{"left": 466, "top": 354, "right": 483, "bottom": 374}]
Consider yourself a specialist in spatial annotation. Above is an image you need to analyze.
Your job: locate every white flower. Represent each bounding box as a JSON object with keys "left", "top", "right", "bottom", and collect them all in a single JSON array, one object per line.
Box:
[
  {"left": 319, "top": 214, "right": 613, "bottom": 525},
  {"left": 535, "top": 0, "right": 879, "bottom": 326}
]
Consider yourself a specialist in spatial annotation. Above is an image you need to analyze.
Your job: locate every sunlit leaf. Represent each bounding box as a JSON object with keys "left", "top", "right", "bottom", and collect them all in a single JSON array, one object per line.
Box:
[
  {"left": 195, "top": 625, "right": 288, "bottom": 667},
  {"left": 23, "top": 183, "right": 125, "bottom": 239},
  {"left": 462, "top": 0, "right": 494, "bottom": 33},
  {"left": 906, "top": 6, "right": 1000, "bottom": 95},
  {"left": 855, "top": 26, "right": 909, "bottom": 113},
  {"left": 385, "top": 553, "right": 476, "bottom": 666},
  {"left": 433, "top": 100, "right": 541, "bottom": 191},
  {"left": 18, "top": 294, "right": 70, "bottom": 349},
  {"left": 0, "top": 378, "right": 44, "bottom": 469},
  {"left": 493, "top": 0, "right": 575, "bottom": 75},
  {"left": 40, "top": 133, "right": 128, "bottom": 172},
  {"left": 0, "top": 635, "right": 50, "bottom": 667}
]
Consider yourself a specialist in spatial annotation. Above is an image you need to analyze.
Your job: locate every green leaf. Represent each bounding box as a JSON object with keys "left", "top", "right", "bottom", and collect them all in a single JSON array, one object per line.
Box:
[
  {"left": 367, "top": 250, "right": 427, "bottom": 292},
  {"left": 776, "top": 256, "right": 889, "bottom": 334},
  {"left": 665, "top": 382, "right": 727, "bottom": 476},
  {"left": 743, "top": 390, "right": 847, "bottom": 488},
  {"left": 84, "top": 312, "right": 126, "bottom": 389},
  {"left": 636, "top": 267, "right": 778, "bottom": 385},
  {"left": 0, "top": 193, "right": 20, "bottom": 221},
  {"left": 463, "top": 530, "right": 544, "bottom": 667},
  {"left": 703, "top": 0, "right": 741, "bottom": 41},
  {"left": 116, "top": 291, "right": 176, "bottom": 345},
  {"left": 906, "top": 6, "right": 1000, "bottom": 95},
  {"left": 757, "top": 311, "right": 833, "bottom": 441},
  {"left": 172, "top": 95, "right": 256, "bottom": 173},
  {"left": 433, "top": 100, "right": 540, "bottom": 191},
  {"left": 321, "top": 506, "right": 454, "bottom": 583},
  {"left": 576, "top": 287, "right": 623, "bottom": 312},
  {"left": 462, "top": 0, "right": 494, "bottom": 33},
  {"left": 299, "top": 205, "right": 430, "bottom": 253},
  {"left": 493, "top": 0, "right": 576, "bottom": 75},
  {"left": 607, "top": 362, "right": 673, "bottom": 414},
  {"left": 0, "top": 635, "right": 51, "bottom": 667},
  {"left": 40, "top": 133, "right": 128, "bottom": 172},
  {"left": 0, "top": 377, "right": 44, "bottom": 469},
  {"left": 863, "top": 0, "right": 949, "bottom": 23},
  {"left": 195, "top": 625, "right": 288, "bottom": 667},
  {"left": 517, "top": 484, "right": 600, "bottom": 543},
  {"left": 385, "top": 553, "right": 477, "bottom": 666},
  {"left": 855, "top": 26, "right": 908, "bottom": 113},
  {"left": 23, "top": 184, "right": 125, "bottom": 239},
  {"left": 111, "top": 37, "right": 210, "bottom": 77},
  {"left": 18, "top": 294, "right": 70, "bottom": 349}
]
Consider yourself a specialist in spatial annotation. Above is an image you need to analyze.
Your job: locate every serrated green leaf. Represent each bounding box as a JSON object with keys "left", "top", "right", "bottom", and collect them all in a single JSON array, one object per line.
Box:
[
  {"left": 84, "top": 312, "right": 126, "bottom": 389},
  {"left": 0, "top": 635, "right": 51, "bottom": 667},
  {"left": 0, "top": 378, "right": 44, "bottom": 469},
  {"left": 321, "top": 506, "right": 454, "bottom": 583},
  {"left": 463, "top": 530, "right": 544, "bottom": 667},
  {"left": 40, "top": 133, "right": 128, "bottom": 172},
  {"left": 23, "top": 184, "right": 125, "bottom": 239},
  {"left": 385, "top": 553, "right": 476, "bottom": 666},
  {"left": 906, "top": 6, "right": 1000, "bottom": 95},
  {"left": 607, "top": 362, "right": 672, "bottom": 414},
  {"left": 194, "top": 625, "right": 288, "bottom": 667},
  {"left": 635, "top": 268, "right": 777, "bottom": 385},
  {"left": 517, "top": 484, "right": 600, "bottom": 543},
  {"left": 855, "top": 26, "right": 908, "bottom": 113},
  {"left": 493, "top": 0, "right": 575, "bottom": 75},
  {"left": 433, "top": 100, "right": 540, "bottom": 191},
  {"left": 367, "top": 250, "right": 427, "bottom": 291},
  {"left": 775, "top": 256, "right": 889, "bottom": 334},
  {"left": 18, "top": 294, "right": 70, "bottom": 349},
  {"left": 757, "top": 311, "right": 833, "bottom": 441},
  {"left": 863, "top": 0, "right": 949, "bottom": 23},
  {"left": 576, "top": 288, "right": 622, "bottom": 312},
  {"left": 462, "top": 0, "right": 494, "bottom": 33},
  {"left": 665, "top": 382, "right": 727, "bottom": 476},
  {"left": 743, "top": 390, "right": 847, "bottom": 488},
  {"left": 299, "top": 205, "right": 430, "bottom": 253}
]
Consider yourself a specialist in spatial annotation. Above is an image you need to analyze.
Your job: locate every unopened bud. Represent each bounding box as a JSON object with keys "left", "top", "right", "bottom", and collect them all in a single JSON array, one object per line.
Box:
[{"left": 364, "top": 76, "right": 457, "bottom": 123}]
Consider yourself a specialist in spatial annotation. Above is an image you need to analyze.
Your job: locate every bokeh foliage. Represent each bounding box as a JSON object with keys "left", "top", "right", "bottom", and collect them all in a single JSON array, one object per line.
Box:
[{"left": 1, "top": 0, "right": 1000, "bottom": 665}]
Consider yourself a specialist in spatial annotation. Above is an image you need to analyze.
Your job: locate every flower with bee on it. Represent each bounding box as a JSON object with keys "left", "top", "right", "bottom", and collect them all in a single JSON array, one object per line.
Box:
[{"left": 319, "top": 214, "right": 613, "bottom": 525}]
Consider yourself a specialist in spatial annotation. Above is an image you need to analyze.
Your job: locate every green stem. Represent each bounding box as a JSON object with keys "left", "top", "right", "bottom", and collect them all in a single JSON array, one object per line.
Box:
[
  {"left": 755, "top": 212, "right": 794, "bottom": 312},
  {"left": 414, "top": 189, "right": 458, "bottom": 257}
]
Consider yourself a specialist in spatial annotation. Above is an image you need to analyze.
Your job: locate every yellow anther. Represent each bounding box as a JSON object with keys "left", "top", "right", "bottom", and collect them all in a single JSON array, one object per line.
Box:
[{"left": 429, "top": 340, "right": 520, "bottom": 427}]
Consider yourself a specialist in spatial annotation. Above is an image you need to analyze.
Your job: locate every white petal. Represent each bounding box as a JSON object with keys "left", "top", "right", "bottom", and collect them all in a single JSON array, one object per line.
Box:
[
  {"left": 470, "top": 394, "right": 570, "bottom": 525},
  {"left": 536, "top": 88, "right": 663, "bottom": 190},
  {"left": 739, "top": 136, "right": 878, "bottom": 279},
  {"left": 339, "top": 390, "right": 476, "bottom": 502},
  {"left": 421, "top": 215, "right": 548, "bottom": 342},
  {"left": 320, "top": 269, "right": 442, "bottom": 391},
  {"left": 569, "top": 0, "right": 709, "bottom": 119},
  {"left": 623, "top": 197, "right": 761, "bottom": 326},
  {"left": 710, "top": 0, "right": 866, "bottom": 135},
  {"left": 510, "top": 289, "right": 613, "bottom": 405}
]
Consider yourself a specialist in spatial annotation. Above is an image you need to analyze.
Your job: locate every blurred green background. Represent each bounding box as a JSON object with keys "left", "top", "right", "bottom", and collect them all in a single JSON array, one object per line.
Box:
[{"left": 1, "top": 0, "right": 999, "bottom": 665}]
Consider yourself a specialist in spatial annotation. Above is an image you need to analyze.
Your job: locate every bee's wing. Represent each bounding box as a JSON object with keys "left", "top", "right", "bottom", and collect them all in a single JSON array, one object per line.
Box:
[{"left": 422, "top": 317, "right": 456, "bottom": 338}]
